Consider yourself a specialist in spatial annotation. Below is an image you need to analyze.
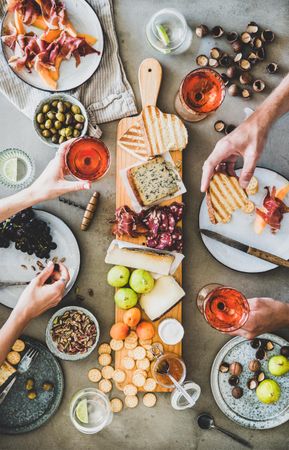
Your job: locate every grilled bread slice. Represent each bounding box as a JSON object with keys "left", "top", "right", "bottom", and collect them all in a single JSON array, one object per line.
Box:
[
  {"left": 0, "top": 361, "right": 16, "bottom": 386},
  {"left": 119, "top": 106, "right": 188, "bottom": 160},
  {"left": 207, "top": 172, "right": 255, "bottom": 224}
]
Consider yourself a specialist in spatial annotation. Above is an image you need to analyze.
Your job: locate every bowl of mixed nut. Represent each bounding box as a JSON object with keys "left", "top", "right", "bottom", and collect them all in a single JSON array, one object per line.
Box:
[
  {"left": 33, "top": 93, "right": 88, "bottom": 148},
  {"left": 46, "top": 306, "right": 99, "bottom": 361}
]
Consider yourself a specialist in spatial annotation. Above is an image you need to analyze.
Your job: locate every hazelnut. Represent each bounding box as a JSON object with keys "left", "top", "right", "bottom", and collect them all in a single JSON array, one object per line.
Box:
[
  {"left": 219, "top": 54, "right": 232, "bottom": 67},
  {"left": 261, "top": 30, "right": 275, "bottom": 43},
  {"left": 256, "top": 348, "right": 266, "bottom": 360},
  {"left": 232, "top": 386, "right": 243, "bottom": 399},
  {"left": 226, "top": 31, "right": 239, "bottom": 43},
  {"left": 250, "top": 338, "right": 260, "bottom": 349},
  {"left": 219, "top": 361, "right": 229, "bottom": 373},
  {"left": 211, "top": 25, "right": 224, "bottom": 38},
  {"left": 209, "top": 58, "right": 219, "bottom": 68},
  {"left": 228, "top": 375, "right": 239, "bottom": 386},
  {"left": 265, "top": 341, "right": 274, "bottom": 351},
  {"left": 195, "top": 24, "right": 209, "bottom": 38},
  {"left": 280, "top": 346, "right": 289, "bottom": 358},
  {"left": 241, "top": 88, "right": 252, "bottom": 99},
  {"left": 240, "top": 72, "right": 253, "bottom": 85},
  {"left": 256, "top": 371, "right": 265, "bottom": 382},
  {"left": 231, "top": 40, "right": 242, "bottom": 53},
  {"left": 229, "top": 362, "right": 243, "bottom": 376},
  {"left": 246, "top": 21, "right": 259, "bottom": 35},
  {"left": 267, "top": 62, "right": 279, "bottom": 74},
  {"left": 256, "top": 47, "right": 266, "bottom": 61},
  {"left": 234, "top": 52, "right": 243, "bottom": 63},
  {"left": 210, "top": 47, "right": 222, "bottom": 60},
  {"left": 196, "top": 55, "right": 209, "bottom": 67},
  {"left": 248, "top": 51, "right": 258, "bottom": 64},
  {"left": 251, "top": 37, "right": 263, "bottom": 49},
  {"left": 253, "top": 80, "right": 265, "bottom": 92},
  {"left": 239, "top": 59, "right": 251, "bottom": 71},
  {"left": 221, "top": 73, "right": 230, "bottom": 86},
  {"left": 226, "top": 66, "right": 238, "bottom": 79},
  {"left": 247, "top": 378, "right": 258, "bottom": 390},
  {"left": 228, "top": 84, "right": 240, "bottom": 97},
  {"left": 249, "top": 359, "right": 261, "bottom": 372},
  {"left": 214, "top": 120, "right": 226, "bottom": 133},
  {"left": 225, "top": 124, "right": 236, "bottom": 134},
  {"left": 241, "top": 32, "right": 252, "bottom": 44}
]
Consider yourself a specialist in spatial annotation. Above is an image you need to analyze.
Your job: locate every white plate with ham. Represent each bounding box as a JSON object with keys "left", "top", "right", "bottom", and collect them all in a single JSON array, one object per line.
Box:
[
  {"left": 199, "top": 167, "right": 289, "bottom": 273},
  {"left": 1, "top": 0, "right": 103, "bottom": 92}
]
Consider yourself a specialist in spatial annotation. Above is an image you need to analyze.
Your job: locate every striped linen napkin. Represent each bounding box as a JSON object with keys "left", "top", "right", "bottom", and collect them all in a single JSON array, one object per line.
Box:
[{"left": 0, "top": 0, "right": 137, "bottom": 137}]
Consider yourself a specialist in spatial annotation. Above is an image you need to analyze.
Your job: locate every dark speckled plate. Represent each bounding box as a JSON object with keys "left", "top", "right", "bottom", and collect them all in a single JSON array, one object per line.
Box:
[{"left": 0, "top": 335, "right": 64, "bottom": 434}]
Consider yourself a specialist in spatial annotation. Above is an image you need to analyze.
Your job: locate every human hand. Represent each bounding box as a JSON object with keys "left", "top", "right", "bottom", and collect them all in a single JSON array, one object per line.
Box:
[
  {"left": 201, "top": 113, "right": 269, "bottom": 192},
  {"left": 14, "top": 261, "right": 70, "bottom": 322},
  {"left": 29, "top": 140, "right": 91, "bottom": 202},
  {"left": 228, "top": 297, "right": 289, "bottom": 340}
]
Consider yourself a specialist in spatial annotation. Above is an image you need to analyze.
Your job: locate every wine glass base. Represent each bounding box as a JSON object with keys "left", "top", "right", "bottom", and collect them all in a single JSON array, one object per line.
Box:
[
  {"left": 174, "top": 93, "right": 208, "bottom": 122},
  {"left": 196, "top": 283, "right": 223, "bottom": 313}
]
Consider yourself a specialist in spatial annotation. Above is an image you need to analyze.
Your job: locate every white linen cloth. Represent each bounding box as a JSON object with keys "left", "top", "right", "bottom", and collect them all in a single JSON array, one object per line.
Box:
[{"left": 0, "top": 0, "right": 137, "bottom": 137}]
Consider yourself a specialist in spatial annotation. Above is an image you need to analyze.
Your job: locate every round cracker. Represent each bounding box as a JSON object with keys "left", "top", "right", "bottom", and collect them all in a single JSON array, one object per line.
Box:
[
  {"left": 133, "top": 346, "right": 146, "bottom": 361},
  {"left": 88, "top": 368, "right": 102, "bottom": 383},
  {"left": 12, "top": 339, "right": 25, "bottom": 352},
  {"left": 126, "top": 331, "right": 138, "bottom": 342},
  {"left": 142, "top": 344, "right": 153, "bottom": 351},
  {"left": 123, "top": 384, "right": 137, "bottom": 396},
  {"left": 110, "top": 398, "right": 123, "bottom": 413},
  {"left": 132, "top": 372, "right": 146, "bottom": 387},
  {"left": 98, "top": 343, "right": 111, "bottom": 355},
  {"left": 139, "top": 339, "right": 152, "bottom": 346},
  {"left": 124, "top": 340, "right": 138, "bottom": 350},
  {"left": 99, "top": 379, "right": 112, "bottom": 393},
  {"left": 101, "top": 365, "right": 114, "bottom": 380},
  {"left": 122, "top": 356, "right": 135, "bottom": 370},
  {"left": 98, "top": 353, "right": 112, "bottom": 366},
  {"left": 143, "top": 393, "right": 157, "bottom": 407},
  {"left": 7, "top": 351, "right": 21, "bottom": 365},
  {"left": 146, "top": 350, "right": 154, "bottom": 361},
  {"left": 136, "top": 358, "right": 150, "bottom": 371},
  {"left": 125, "top": 395, "right": 138, "bottom": 408},
  {"left": 113, "top": 369, "right": 126, "bottom": 384},
  {"left": 110, "top": 339, "right": 124, "bottom": 351},
  {"left": 134, "top": 369, "right": 147, "bottom": 378},
  {"left": 143, "top": 377, "right": 157, "bottom": 392},
  {"left": 127, "top": 350, "right": 134, "bottom": 358}
]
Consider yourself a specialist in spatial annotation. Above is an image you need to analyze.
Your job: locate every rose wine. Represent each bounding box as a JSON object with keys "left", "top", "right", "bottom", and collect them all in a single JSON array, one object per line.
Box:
[
  {"left": 204, "top": 287, "right": 249, "bottom": 332},
  {"left": 66, "top": 137, "right": 110, "bottom": 181}
]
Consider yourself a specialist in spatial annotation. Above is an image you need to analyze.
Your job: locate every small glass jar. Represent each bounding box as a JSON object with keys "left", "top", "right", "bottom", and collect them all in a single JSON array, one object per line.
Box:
[
  {"left": 171, "top": 381, "right": 201, "bottom": 410},
  {"left": 151, "top": 344, "right": 186, "bottom": 389},
  {"left": 0, "top": 148, "right": 35, "bottom": 190}
]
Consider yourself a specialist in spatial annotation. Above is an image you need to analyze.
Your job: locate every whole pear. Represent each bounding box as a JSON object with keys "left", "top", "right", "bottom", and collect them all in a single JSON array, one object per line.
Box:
[{"left": 268, "top": 355, "right": 289, "bottom": 376}]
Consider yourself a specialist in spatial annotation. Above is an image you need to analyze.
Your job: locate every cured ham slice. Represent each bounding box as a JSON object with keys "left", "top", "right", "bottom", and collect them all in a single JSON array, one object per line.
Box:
[
  {"left": 7, "top": 0, "right": 41, "bottom": 25},
  {"left": 255, "top": 186, "right": 289, "bottom": 233}
]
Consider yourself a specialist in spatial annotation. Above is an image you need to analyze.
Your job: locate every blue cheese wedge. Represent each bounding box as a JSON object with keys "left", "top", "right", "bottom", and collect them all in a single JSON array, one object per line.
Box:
[{"left": 128, "top": 156, "right": 179, "bottom": 206}]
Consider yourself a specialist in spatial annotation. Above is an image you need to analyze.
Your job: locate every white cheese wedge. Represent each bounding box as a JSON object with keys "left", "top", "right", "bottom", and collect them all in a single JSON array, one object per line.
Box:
[{"left": 140, "top": 276, "right": 185, "bottom": 321}]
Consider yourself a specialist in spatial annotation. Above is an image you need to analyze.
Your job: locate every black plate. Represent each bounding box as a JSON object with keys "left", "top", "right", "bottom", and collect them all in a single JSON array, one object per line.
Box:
[{"left": 0, "top": 335, "right": 64, "bottom": 434}]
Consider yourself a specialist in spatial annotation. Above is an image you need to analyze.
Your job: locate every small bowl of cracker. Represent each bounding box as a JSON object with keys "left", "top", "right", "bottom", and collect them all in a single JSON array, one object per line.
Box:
[{"left": 46, "top": 306, "right": 100, "bottom": 361}]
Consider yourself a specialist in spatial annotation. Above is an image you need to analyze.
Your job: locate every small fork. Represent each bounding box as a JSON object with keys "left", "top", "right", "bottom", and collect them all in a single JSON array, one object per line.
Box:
[{"left": 0, "top": 347, "right": 39, "bottom": 405}]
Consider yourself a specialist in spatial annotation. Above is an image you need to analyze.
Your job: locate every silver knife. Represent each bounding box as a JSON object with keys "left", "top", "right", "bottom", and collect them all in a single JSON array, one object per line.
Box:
[{"left": 200, "top": 229, "right": 289, "bottom": 268}]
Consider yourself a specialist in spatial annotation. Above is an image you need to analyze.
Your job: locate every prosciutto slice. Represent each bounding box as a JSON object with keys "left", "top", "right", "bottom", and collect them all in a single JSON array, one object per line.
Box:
[
  {"left": 7, "top": 0, "right": 41, "bottom": 25},
  {"left": 38, "top": 0, "right": 65, "bottom": 29},
  {"left": 256, "top": 186, "right": 289, "bottom": 233}
]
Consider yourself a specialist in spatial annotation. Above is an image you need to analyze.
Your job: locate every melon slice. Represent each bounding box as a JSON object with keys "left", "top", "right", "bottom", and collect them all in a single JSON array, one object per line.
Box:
[
  {"left": 32, "top": 15, "right": 48, "bottom": 30},
  {"left": 77, "top": 33, "right": 97, "bottom": 45},
  {"left": 14, "top": 10, "right": 25, "bottom": 34},
  {"left": 35, "top": 59, "right": 57, "bottom": 89}
]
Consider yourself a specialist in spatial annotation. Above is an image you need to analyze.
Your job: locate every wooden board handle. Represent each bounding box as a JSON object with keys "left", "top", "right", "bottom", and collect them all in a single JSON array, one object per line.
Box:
[
  {"left": 138, "top": 58, "right": 162, "bottom": 109},
  {"left": 248, "top": 247, "right": 289, "bottom": 268}
]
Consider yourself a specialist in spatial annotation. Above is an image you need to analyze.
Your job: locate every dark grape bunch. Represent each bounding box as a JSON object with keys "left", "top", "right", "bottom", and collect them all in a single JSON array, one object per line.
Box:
[{"left": 0, "top": 208, "right": 57, "bottom": 259}]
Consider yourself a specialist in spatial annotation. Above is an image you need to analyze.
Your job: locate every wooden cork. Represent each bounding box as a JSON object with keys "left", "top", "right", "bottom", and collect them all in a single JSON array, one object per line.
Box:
[{"left": 81, "top": 192, "right": 100, "bottom": 231}]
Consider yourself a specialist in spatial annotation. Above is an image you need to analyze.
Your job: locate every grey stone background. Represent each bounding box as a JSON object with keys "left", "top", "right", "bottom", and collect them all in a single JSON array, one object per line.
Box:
[{"left": 1, "top": 0, "right": 289, "bottom": 448}]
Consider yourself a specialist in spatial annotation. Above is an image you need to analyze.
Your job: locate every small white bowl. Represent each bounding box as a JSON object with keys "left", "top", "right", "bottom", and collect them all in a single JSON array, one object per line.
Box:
[
  {"left": 158, "top": 318, "right": 184, "bottom": 345},
  {"left": 46, "top": 306, "right": 99, "bottom": 361},
  {"left": 33, "top": 93, "right": 88, "bottom": 148}
]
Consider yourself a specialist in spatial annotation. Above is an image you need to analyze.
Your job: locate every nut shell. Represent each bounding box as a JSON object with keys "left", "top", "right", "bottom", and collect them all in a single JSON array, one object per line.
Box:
[
  {"left": 251, "top": 37, "right": 263, "bottom": 49},
  {"left": 241, "top": 88, "right": 252, "bottom": 99},
  {"left": 256, "top": 371, "right": 265, "bottom": 382},
  {"left": 228, "top": 375, "right": 239, "bottom": 386},
  {"left": 227, "top": 66, "right": 238, "bottom": 79},
  {"left": 228, "top": 84, "right": 240, "bottom": 97},
  {"left": 247, "top": 378, "right": 258, "bottom": 390},
  {"left": 234, "top": 52, "right": 243, "bottom": 63},
  {"left": 248, "top": 359, "right": 261, "bottom": 372},
  {"left": 241, "top": 32, "right": 252, "bottom": 44},
  {"left": 229, "top": 362, "right": 243, "bottom": 376},
  {"left": 239, "top": 59, "right": 251, "bottom": 71},
  {"left": 226, "top": 31, "right": 239, "bottom": 43},
  {"left": 196, "top": 55, "right": 209, "bottom": 67},
  {"left": 261, "top": 30, "right": 275, "bottom": 43},
  {"left": 256, "top": 348, "right": 266, "bottom": 360},
  {"left": 256, "top": 48, "right": 266, "bottom": 61},
  {"left": 250, "top": 338, "right": 260, "bottom": 349},
  {"left": 225, "top": 124, "right": 236, "bottom": 135},
  {"left": 240, "top": 72, "right": 253, "bottom": 85},
  {"left": 231, "top": 40, "right": 242, "bottom": 53},
  {"left": 253, "top": 80, "right": 265, "bottom": 92},
  {"left": 211, "top": 25, "right": 224, "bottom": 38},
  {"left": 219, "top": 361, "right": 229, "bottom": 373},
  {"left": 210, "top": 47, "right": 222, "bottom": 60},
  {"left": 209, "top": 58, "right": 219, "bottom": 68},
  {"left": 246, "top": 21, "right": 259, "bottom": 35},
  {"left": 219, "top": 54, "right": 232, "bottom": 67},
  {"left": 195, "top": 24, "right": 209, "bottom": 38},
  {"left": 221, "top": 73, "right": 230, "bottom": 86},
  {"left": 232, "top": 386, "right": 243, "bottom": 399},
  {"left": 280, "top": 346, "right": 289, "bottom": 357},
  {"left": 267, "top": 62, "right": 279, "bottom": 74}
]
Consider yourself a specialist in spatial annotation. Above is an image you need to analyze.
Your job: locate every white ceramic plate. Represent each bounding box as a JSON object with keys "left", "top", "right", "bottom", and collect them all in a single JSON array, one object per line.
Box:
[
  {"left": 199, "top": 167, "right": 289, "bottom": 273},
  {"left": 1, "top": 0, "right": 103, "bottom": 92},
  {"left": 211, "top": 334, "right": 289, "bottom": 429},
  {"left": 0, "top": 210, "right": 80, "bottom": 308}
]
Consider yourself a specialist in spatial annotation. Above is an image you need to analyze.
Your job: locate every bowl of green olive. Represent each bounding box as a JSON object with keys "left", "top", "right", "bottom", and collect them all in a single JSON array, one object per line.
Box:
[{"left": 33, "top": 93, "right": 88, "bottom": 147}]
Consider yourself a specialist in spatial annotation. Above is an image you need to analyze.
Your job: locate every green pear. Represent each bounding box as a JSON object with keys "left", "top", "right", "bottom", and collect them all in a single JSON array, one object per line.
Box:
[
  {"left": 129, "top": 269, "right": 154, "bottom": 294},
  {"left": 107, "top": 265, "right": 130, "bottom": 288},
  {"left": 268, "top": 355, "right": 289, "bottom": 376},
  {"left": 114, "top": 288, "right": 138, "bottom": 310},
  {"left": 256, "top": 379, "right": 281, "bottom": 404}
]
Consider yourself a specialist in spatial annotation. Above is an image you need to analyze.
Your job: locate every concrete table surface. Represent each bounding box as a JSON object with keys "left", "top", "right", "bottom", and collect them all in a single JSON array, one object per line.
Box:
[{"left": 1, "top": 0, "right": 289, "bottom": 449}]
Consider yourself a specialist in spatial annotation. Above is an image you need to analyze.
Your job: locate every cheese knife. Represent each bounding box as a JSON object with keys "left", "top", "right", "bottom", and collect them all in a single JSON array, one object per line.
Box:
[{"left": 200, "top": 229, "right": 289, "bottom": 268}]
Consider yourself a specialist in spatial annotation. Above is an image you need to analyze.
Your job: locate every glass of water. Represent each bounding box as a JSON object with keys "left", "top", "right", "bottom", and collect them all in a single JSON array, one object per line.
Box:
[
  {"left": 146, "top": 8, "right": 192, "bottom": 55},
  {"left": 70, "top": 388, "right": 113, "bottom": 434}
]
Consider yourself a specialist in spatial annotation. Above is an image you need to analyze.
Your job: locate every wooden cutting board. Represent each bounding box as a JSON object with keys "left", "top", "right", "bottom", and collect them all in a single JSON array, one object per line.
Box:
[{"left": 115, "top": 58, "right": 183, "bottom": 393}]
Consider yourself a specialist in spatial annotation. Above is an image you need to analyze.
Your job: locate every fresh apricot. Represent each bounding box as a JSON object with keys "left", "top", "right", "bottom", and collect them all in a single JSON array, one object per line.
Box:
[
  {"left": 110, "top": 322, "right": 129, "bottom": 340},
  {"left": 136, "top": 321, "right": 155, "bottom": 340},
  {"left": 123, "top": 308, "right": 141, "bottom": 328}
]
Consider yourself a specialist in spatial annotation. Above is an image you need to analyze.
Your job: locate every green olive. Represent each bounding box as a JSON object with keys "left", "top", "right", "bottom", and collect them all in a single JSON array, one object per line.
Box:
[
  {"left": 57, "top": 101, "right": 65, "bottom": 113},
  {"left": 25, "top": 378, "right": 34, "bottom": 391},
  {"left": 75, "top": 123, "right": 84, "bottom": 130},
  {"left": 59, "top": 135, "right": 66, "bottom": 144},
  {"left": 64, "top": 113, "right": 73, "bottom": 125},
  {"left": 51, "top": 135, "right": 58, "bottom": 144},
  {"left": 42, "top": 129, "right": 51, "bottom": 138},
  {"left": 39, "top": 124, "right": 45, "bottom": 130},
  {"left": 73, "top": 129, "right": 80, "bottom": 137},
  {"left": 52, "top": 100, "right": 58, "bottom": 108},
  {"left": 54, "top": 120, "right": 62, "bottom": 130},
  {"left": 45, "top": 119, "right": 52, "bottom": 129},
  {"left": 74, "top": 114, "right": 85, "bottom": 123},
  {"left": 59, "top": 128, "right": 67, "bottom": 137},
  {"left": 50, "top": 127, "right": 57, "bottom": 135},
  {"left": 56, "top": 112, "right": 65, "bottom": 122},
  {"left": 64, "top": 101, "right": 72, "bottom": 109},
  {"left": 47, "top": 111, "right": 55, "bottom": 120},
  {"left": 42, "top": 104, "right": 50, "bottom": 113},
  {"left": 65, "top": 126, "right": 73, "bottom": 137},
  {"left": 71, "top": 105, "right": 81, "bottom": 114},
  {"left": 27, "top": 391, "right": 37, "bottom": 400},
  {"left": 36, "top": 113, "right": 45, "bottom": 124}
]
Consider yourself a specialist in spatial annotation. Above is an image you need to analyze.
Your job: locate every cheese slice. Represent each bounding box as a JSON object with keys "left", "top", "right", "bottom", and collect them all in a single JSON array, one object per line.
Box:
[
  {"left": 140, "top": 276, "right": 185, "bottom": 321},
  {"left": 0, "top": 361, "right": 16, "bottom": 386}
]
